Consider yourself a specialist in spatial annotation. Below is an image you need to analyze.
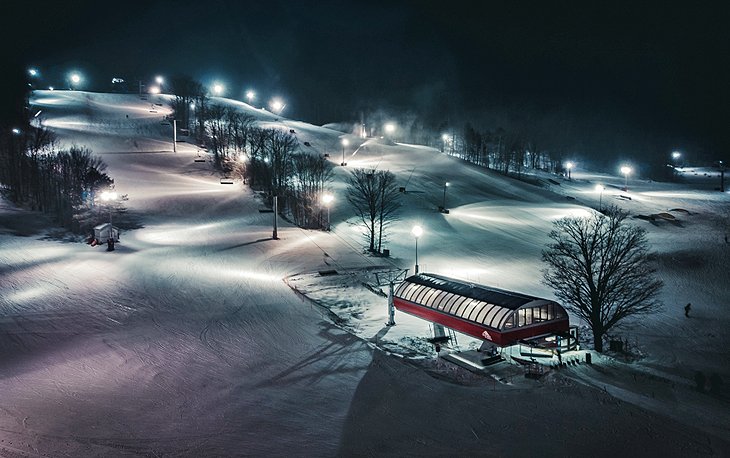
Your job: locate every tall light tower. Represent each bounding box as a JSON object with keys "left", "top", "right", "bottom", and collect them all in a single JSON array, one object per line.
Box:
[
  {"left": 341, "top": 138, "right": 349, "bottom": 166},
  {"left": 595, "top": 184, "right": 605, "bottom": 212},
  {"left": 441, "top": 181, "right": 450, "bottom": 213},
  {"left": 412, "top": 225, "right": 423, "bottom": 274},
  {"left": 566, "top": 161, "right": 574, "bottom": 180},
  {"left": 322, "top": 193, "right": 334, "bottom": 231},
  {"left": 620, "top": 166, "right": 632, "bottom": 191}
]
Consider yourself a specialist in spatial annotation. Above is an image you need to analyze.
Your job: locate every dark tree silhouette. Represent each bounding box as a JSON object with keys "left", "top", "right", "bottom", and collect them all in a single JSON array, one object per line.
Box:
[
  {"left": 346, "top": 168, "right": 400, "bottom": 252},
  {"left": 542, "top": 206, "right": 662, "bottom": 352}
]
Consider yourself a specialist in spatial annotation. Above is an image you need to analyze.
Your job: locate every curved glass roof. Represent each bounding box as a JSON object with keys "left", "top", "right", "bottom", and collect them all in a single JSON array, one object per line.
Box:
[{"left": 394, "top": 273, "right": 564, "bottom": 331}]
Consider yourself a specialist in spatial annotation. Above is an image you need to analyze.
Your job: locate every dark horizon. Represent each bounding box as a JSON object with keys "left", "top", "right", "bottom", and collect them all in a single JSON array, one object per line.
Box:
[{"left": 4, "top": 1, "right": 730, "bottom": 164}]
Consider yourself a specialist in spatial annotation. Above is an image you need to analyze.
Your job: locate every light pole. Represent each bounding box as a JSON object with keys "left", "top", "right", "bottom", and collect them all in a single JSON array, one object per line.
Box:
[
  {"left": 412, "top": 225, "right": 423, "bottom": 274},
  {"left": 341, "top": 138, "right": 349, "bottom": 166},
  {"left": 155, "top": 76, "right": 164, "bottom": 92},
  {"left": 322, "top": 193, "right": 334, "bottom": 231},
  {"left": 620, "top": 166, "right": 632, "bottom": 191},
  {"left": 595, "top": 184, "right": 604, "bottom": 212},
  {"left": 441, "top": 181, "right": 450, "bottom": 211},
  {"left": 671, "top": 151, "right": 681, "bottom": 180},
  {"left": 246, "top": 90, "right": 255, "bottom": 105},
  {"left": 441, "top": 134, "right": 449, "bottom": 153},
  {"left": 264, "top": 156, "right": 279, "bottom": 240},
  {"left": 566, "top": 161, "right": 574, "bottom": 180},
  {"left": 719, "top": 160, "right": 726, "bottom": 193}
]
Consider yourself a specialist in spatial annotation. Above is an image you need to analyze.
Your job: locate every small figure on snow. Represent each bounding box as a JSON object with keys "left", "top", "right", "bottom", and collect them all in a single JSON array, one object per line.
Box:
[{"left": 684, "top": 302, "right": 692, "bottom": 318}]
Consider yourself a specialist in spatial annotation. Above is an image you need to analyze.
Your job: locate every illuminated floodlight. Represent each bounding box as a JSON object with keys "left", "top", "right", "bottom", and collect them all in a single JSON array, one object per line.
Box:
[
  {"left": 322, "top": 193, "right": 334, "bottom": 231},
  {"left": 442, "top": 133, "right": 449, "bottom": 141},
  {"left": 565, "top": 161, "right": 574, "bottom": 179},
  {"left": 246, "top": 90, "right": 255, "bottom": 103},
  {"left": 620, "top": 165, "right": 632, "bottom": 191},
  {"left": 595, "top": 184, "right": 605, "bottom": 211},
  {"left": 384, "top": 123, "right": 395, "bottom": 134},
  {"left": 269, "top": 98, "right": 285, "bottom": 114},
  {"left": 155, "top": 75, "right": 164, "bottom": 85},
  {"left": 190, "top": 102, "right": 195, "bottom": 109},
  {"left": 672, "top": 151, "right": 681, "bottom": 160},
  {"left": 149, "top": 86, "right": 161, "bottom": 94},
  {"left": 341, "top": 138, "right": 349, "bottom": 146},
  {"left": 11, "top": 128, "right": 21, "bottom": 135},
  {"left": 48, "top": 86, "right": 54, "bottom": 91},
  {"left": 101, "top": 191, "right": 118, "bottom": 201},
  {"left": 70, "top": 73, "right": 81, "bottom": 84},
  {"left": 28, "top": 68, "right": 38, "bottom": 77},
  {"left": 212, "top": 83, "right": 224, "bottom": 96}
]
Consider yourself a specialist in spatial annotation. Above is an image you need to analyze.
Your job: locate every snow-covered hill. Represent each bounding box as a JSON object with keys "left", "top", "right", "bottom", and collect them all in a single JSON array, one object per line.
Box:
[{"left": 0, "top": 90, "right": 727, "bottom": 456}]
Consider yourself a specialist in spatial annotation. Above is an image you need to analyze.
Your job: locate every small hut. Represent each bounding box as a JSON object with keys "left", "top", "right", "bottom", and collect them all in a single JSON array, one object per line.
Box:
[{"left": 93, "top": 223, "right": 119, "bottom": 244}]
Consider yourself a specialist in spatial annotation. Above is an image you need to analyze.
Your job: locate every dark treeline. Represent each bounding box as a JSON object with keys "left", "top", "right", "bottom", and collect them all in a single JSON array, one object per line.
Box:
[{"left": 0, "top": 122, "right": 114, "bottom": 232}]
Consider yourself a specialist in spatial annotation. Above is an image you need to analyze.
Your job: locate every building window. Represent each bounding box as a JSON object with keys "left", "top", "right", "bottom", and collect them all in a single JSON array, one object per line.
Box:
[{"left": 503, "top": 313, "right": 515, "bottom": 328}]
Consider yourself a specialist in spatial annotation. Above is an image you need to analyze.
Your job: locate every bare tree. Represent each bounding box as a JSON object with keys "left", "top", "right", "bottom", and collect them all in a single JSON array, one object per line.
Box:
[
  {"left": 541, "top": 207, "right": 663, "bottom": 352},
  {"left": 290, "top": 153, "right": 334, "bottom": 228},
  {"left": 346, "top": 168, "right": 400, "bottom": 252},
  {"left": 265, "top": 129, "right": 297, "bottom": 199},
  {"left": 169, "top": 75, "right": 205, "bottom": 132}
]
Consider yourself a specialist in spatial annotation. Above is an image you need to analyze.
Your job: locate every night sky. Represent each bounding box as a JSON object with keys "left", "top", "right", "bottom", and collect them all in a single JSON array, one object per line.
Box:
[{"left": 4, "top": 1, "right": 730, "bottom": 163}]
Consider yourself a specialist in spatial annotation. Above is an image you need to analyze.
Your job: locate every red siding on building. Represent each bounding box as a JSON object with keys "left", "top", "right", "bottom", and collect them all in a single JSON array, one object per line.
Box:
[{"left": 394, "top": 297, "right": 569, "bottom": 346}]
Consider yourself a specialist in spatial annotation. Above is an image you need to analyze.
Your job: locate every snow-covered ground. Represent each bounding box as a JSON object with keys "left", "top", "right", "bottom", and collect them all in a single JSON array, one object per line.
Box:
[{"left": 0, "top": 90, "right": 728, "bottom": 456}]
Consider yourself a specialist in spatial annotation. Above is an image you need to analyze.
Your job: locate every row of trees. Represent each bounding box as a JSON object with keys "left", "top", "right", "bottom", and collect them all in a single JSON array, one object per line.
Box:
[
  {"left": 442, "top": 123, "right": 563, "bottom": 177},
  {"left": 0, "top": 123, "right": 113, "bottom": 231}
]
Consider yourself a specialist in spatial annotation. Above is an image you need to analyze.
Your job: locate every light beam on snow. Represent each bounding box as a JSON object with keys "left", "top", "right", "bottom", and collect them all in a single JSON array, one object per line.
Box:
[{"left": 7, "top": 286, "right": 52, "bottom": 303}]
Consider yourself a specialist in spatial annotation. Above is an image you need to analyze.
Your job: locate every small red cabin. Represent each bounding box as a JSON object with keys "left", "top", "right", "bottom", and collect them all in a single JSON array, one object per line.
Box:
[{"left": 393, "top": 273, "right": 569, "bottom": 346}]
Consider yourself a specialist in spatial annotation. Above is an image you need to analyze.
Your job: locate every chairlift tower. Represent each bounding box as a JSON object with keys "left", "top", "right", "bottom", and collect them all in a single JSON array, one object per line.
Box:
[{"left": 373, "top": 268, "right": 408, "bottom": 326}]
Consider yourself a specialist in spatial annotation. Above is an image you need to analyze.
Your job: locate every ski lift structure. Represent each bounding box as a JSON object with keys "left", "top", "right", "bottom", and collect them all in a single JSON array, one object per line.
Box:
[{"left": 392, "top": 273, "right": 577, "bottom": 356}]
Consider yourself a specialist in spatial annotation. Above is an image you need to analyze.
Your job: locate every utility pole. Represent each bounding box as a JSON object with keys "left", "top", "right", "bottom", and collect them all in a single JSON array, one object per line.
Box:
[
  {"left": 272, "top": 158, "right": 278, "bottom": 239},
  {"left": 273, "top": 196, "right": 278, "bottom": 239},
  {"left": 720, "top": 160, "right": 726, "bottom": 192},
  {"left": 173, "top": 119, "right": 177, "bottom": 153}
]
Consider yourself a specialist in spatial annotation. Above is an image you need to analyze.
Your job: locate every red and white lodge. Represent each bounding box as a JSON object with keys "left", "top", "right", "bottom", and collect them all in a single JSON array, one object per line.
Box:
[{"left": 393, "top": 273, "right": 570, "bottom": 347}]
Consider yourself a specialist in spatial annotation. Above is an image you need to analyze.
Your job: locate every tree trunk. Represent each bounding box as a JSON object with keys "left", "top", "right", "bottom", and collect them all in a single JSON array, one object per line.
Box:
[{"left": 593, "top": 330, "right": 603, "bottom": 352}]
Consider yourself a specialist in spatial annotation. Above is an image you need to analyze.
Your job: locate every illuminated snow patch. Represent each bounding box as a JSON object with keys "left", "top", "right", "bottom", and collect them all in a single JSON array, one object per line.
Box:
[
  {"left": 7, "top": 286, "right": 52, "bottom": 303},
  {"left": 136, "top": 222, "right": 227, "bottom": 245}
]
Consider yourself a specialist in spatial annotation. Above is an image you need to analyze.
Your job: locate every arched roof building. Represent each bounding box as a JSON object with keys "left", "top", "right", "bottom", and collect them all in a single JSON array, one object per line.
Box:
[{"left": 393, "top": 273, "right": 569, "bottom": 346}]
